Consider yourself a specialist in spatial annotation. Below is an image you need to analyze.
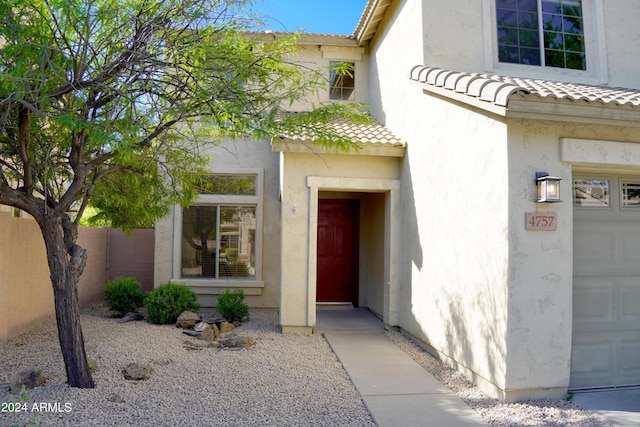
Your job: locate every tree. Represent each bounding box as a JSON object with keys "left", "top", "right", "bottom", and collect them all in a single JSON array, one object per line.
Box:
[{"left": 0, "top": 0, "right": 370, "bottom": 388}]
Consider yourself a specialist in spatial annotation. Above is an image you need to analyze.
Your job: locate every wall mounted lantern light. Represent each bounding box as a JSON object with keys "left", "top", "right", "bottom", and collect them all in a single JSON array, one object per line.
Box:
[{"left": 536, "top": 172, "right": 562, "bottom": 203}]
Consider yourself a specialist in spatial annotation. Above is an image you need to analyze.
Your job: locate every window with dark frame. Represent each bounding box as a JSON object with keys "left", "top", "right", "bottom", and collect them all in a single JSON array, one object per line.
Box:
[{"left": 496, "top": 0, "right": 585, "bottom": 70}]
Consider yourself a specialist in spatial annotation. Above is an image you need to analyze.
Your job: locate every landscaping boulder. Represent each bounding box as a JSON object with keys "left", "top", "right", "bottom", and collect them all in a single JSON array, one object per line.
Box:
[
  {"left": 117, "top": 312, "right": 144, "bottom": 323},
  {"left": 193, "top": 321, "right": 209, "bottom": 332},
  {"left": 222, "top": 336, "right": 256, "bottom": 349},
  {"left": 196, "top": 324, "right": 217, "bottom": 343},
  {"left": 122, "top": 363, "right": 153, "bottom": 380},
  {"left": 219, "top": 321, "right": 235, "bottom": 334},
  {"left": 10, "top": 367, "right": 46, "bottom": 394},
  {"left": 176, "top": 311, "right": 200, "bottom": 329}
]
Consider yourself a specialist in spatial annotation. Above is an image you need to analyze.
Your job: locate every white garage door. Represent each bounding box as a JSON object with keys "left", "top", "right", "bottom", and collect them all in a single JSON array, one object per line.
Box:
[{"left": 572, "top": 175, "right": 640, "bottom": 389}]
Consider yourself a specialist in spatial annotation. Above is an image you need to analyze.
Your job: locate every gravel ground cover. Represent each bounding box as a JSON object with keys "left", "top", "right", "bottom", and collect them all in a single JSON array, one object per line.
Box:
[
  {"left": 0, "top": 305, "right": 374, "bottom": 427},
  {"left": 1, "top": 304, "right": 614, "bottom": 427},
  {"left": 385, "top": 331, "right": 613, "bottom": 427}
]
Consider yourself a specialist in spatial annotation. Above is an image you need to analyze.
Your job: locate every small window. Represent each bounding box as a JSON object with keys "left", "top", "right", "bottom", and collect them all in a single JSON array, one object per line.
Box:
[
  {"left": 196, "top": 175, "right": 256, "bottom": 195},
  {"left": 573, "top": 179, "right": 610, "bottom": 207},
  {"left": 496, "top": 0, "right": 585, "bottom": 70},
  {"left": 621, "top": 181, "right": 640, "bottom": 207},
  {"left": 329, "top": 61, "right": 355, "bottom": 101}
]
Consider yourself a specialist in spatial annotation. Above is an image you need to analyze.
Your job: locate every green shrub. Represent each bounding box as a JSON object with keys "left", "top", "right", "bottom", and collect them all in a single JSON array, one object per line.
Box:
[
  {"left": 145, "top": 283, "right": 200, "bottom": 325},
  {"left": 104, "top": 277, "right": 145, "bottom": 317},
  {"left": 216, "top": 289, "right": 249, "bottom": 323}
]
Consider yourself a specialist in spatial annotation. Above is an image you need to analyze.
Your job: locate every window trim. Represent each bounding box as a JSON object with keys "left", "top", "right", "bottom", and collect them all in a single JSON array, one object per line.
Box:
[
  {"left": 172, "top": 168, "right": 264, "bottom": 288},
  {"left": 483, "top": 0, "right": 608, "bottom": 83}
]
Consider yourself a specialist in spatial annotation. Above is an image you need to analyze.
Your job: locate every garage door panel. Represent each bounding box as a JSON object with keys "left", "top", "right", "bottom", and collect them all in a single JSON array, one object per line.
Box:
[
  {"left": 572, "top": 174, "right": 640, "bottom": 389},
  {"left": 574, "top": 230, "right": 614, "bottom": 263},
  {"left": 620, "top": 339, "right": 640, "bottom": 376},
  {"left": 621, "top": 231, "right": 640, "bottom": 261},
  {"left": 621, "top": 283, "right": 640, "bottom": 320},
  {"left": 573, "top": 277, "right": 614, "bottom": 325}
]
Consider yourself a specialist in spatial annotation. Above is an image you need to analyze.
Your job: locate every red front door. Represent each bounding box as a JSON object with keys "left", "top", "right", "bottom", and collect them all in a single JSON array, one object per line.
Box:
[{"left": 316, "top": 199, "right": 359, "bottom": 305}]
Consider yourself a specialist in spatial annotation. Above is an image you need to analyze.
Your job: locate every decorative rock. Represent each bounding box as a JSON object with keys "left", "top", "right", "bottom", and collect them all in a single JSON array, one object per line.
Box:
[
  {"left": 201, "top": 314, "right": 224, "bottom": 325},
  {"left": 222, "top": 336, "right": 256, "bottom": 349},
  {"left": 182, "top": 330, "right": 200, "bottom": 337},
  {"left": 193, "top": 322, "right": 208, "bottom": 332},
  {"left": 10, "top": 367, "right": 46, "bottom": 394},
  {"left": 117, "top": 312, "right": 144, "bottom": 323},
  {"left": 108, "top": 393, "right": 124, "bottom": 403},
  {"left": 122, "top": 363, "right": 153, "bottom": 380},
  {"left": 219, "top": 321, "right": 235, "bottom": 334},
  {"left": 208, "top": 341, "right": 222, "bottom": 349},
  {"left": 182, "top": 340, "right": 203, "bottom": 350},
  {"left": 196, "top": 324, "right": 216, "bottom": 342},
  {"left": 176, "top": 311, "right": 200, "bottom": 329}
]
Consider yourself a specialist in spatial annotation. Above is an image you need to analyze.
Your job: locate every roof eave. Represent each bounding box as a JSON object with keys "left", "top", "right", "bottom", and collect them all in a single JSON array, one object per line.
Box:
[
  {"left": 506, "top": 95, "right": 640, "bottom": 127},
  {"left": 353, "top": 0, "right": 393, "bottom": 46},
  {"left": 271, "top": 139, "right": 406, "bottom": 157}
]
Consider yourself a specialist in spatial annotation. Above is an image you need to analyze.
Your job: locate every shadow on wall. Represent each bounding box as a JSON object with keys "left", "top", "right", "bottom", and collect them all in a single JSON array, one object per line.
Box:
[{"left": 400, "top": 152, "right": 506, "bottom": 397}]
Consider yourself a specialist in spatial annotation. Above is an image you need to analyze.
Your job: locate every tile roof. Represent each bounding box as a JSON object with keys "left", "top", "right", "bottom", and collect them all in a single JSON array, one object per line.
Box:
[
  {"left": 282, "top": 119, "right": 406, "bottom": 148},
  {"left": 410, "top": 66, "right": 640, "bottom": 108}
]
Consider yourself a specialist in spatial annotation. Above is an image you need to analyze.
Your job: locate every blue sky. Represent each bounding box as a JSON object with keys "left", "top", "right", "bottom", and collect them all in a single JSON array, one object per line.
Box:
[{"left": 249, "top": 0, "right": 369, "bottom": 35}]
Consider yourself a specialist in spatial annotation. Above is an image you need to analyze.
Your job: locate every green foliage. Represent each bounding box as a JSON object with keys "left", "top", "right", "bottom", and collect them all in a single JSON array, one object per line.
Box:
[
  {"left": 225, "top": 248, "right": 239, "bottom": 262},
  {"left": 216, "top": 289, "right": 249, "bottom": 322},
  {"left": 104, "top": 277, "right": 145, "bottom": 317},
  {"left": 88, "top": 359, "right": 98, "bottom": 374},
  {"left": 145, "top": 283, "right": 200, "bottom": 325},
  {"left": 11, "top": 386, "right": 38, "bottom": 427}
]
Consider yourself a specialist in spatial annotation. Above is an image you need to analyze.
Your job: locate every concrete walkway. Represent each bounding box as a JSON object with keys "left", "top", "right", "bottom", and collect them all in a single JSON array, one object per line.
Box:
[
  {"left": 316, "top": 307, "right": 488, "bottom": 427},
  {"left": 572, "top": 388, "right": 640, "bottom": 427}
]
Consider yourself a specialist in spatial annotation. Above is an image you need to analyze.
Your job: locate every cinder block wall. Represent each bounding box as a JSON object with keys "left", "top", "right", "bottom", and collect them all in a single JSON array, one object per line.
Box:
[{"left": 106, "top": 229, "right": 155, "bottom": 292}]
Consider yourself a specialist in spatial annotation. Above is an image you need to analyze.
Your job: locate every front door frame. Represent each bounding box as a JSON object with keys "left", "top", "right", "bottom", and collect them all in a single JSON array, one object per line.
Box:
[{"left": 306, "top": 176, "right": 401, "bottom": 329}]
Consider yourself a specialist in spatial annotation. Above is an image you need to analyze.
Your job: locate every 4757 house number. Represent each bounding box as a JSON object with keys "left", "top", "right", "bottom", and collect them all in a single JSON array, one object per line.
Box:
[{"left": 525, "top": 212, "right": 557, "bottom": 231}]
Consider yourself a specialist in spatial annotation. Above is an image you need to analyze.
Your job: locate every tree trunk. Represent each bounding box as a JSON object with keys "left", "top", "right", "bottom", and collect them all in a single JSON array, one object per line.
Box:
[{"left": 41, "top": 211, "right": 95, "bottom": 388}]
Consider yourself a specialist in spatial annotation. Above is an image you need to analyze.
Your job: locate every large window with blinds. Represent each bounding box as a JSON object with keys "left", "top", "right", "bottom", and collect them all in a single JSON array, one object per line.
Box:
[{"left": 181, "top": 174, "right": 259, "bottom": 280}]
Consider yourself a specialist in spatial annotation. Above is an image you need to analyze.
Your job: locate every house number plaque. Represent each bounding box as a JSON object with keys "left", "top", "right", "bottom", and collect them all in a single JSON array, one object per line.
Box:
[{"left": 525, "top": 212, "right": 557, "bottom": 231}]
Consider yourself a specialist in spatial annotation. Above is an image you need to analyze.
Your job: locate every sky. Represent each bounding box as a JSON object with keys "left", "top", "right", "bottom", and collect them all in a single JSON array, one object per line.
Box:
[{"left": 249, "top": 0, "right": 369, "bottom": 35}]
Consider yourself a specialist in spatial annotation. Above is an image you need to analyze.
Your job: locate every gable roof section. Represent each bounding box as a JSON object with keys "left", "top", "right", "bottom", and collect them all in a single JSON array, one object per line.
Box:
[
  {"left": 353, "top": 0, "right": 393, "bottom": 45},
  {"left": 410, "top": 65, "right": 640, "bottom": 125},
  {"left": 272, "top": 119, "right": 406, "bottom": 157}
]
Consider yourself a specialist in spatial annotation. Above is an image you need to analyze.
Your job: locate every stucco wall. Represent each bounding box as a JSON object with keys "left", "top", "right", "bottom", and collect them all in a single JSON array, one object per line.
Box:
[
  {"left": 279, "top": 151, "right": 402, "bottom": 330},
  {"left": 364, "top": 0, "right": 614, "bottom": 402},
  {"left": 154, "top": 138, "right": 282, "bottom": 309},
  {"left": 0, "top": 215, "right": 110, "bottom": 343}
]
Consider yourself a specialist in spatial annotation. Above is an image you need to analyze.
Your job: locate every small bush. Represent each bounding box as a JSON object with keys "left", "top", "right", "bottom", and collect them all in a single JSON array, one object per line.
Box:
[
  {"left": 104, "top": 277, "right": 145, "bottom": 317},
  {"left": 216, "top": 289, "right": 249, "bottom": 323},
  {"left": 145, "top": 283, "right": 200, "bottom": 325}
]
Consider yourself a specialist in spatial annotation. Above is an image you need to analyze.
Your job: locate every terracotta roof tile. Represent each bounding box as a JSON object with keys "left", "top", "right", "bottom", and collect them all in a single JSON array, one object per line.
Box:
[
  {"left": 410, "top": 66, "right": 640, "bottom": 108},
  {"left": 283, "top": 119, "right": 406, "bottom": 147}
]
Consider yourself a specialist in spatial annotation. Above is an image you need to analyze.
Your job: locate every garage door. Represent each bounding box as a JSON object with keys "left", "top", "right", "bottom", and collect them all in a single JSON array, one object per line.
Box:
[{"left": 572, "top": 175, "right": 640, "bottom": 389}]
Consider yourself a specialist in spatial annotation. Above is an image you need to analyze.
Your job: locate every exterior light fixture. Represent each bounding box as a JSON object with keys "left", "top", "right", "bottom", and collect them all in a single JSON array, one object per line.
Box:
[{"left": 536, "top": 172, "right": 562, "bottom": 203}]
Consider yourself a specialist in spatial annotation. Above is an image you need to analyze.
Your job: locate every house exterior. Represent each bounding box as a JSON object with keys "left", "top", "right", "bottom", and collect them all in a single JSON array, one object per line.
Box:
[{"left": 155, "top": 0, "right": 640, "bottom": 402}]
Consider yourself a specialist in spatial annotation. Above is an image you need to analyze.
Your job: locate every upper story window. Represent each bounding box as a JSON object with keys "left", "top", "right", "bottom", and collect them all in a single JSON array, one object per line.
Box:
[
  {"left": 496, "top": 0, "right": 585, "bottom": 70},
  {"left": 329, "top": 61, "right": 355, "bottom": 101}
]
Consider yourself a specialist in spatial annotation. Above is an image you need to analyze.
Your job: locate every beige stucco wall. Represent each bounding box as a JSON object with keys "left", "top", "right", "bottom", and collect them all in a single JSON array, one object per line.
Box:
[
  {"left": 288, "top": 40, "right": 369, "bottom": 112},
  {"left": 0, "top": 214, "right": 109, "bottom": 343},
  {"left": 371, "top": 0, "right": 640, "bottom": 90},
  {"left": 154, "top": 138, "right": 282, "bottom": 309},
  {"left": 363, "top": 0, "right": 640, "bottom": 402},
  {"left": 278, "top": 150, "right": 402, "bottom": 331}
]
